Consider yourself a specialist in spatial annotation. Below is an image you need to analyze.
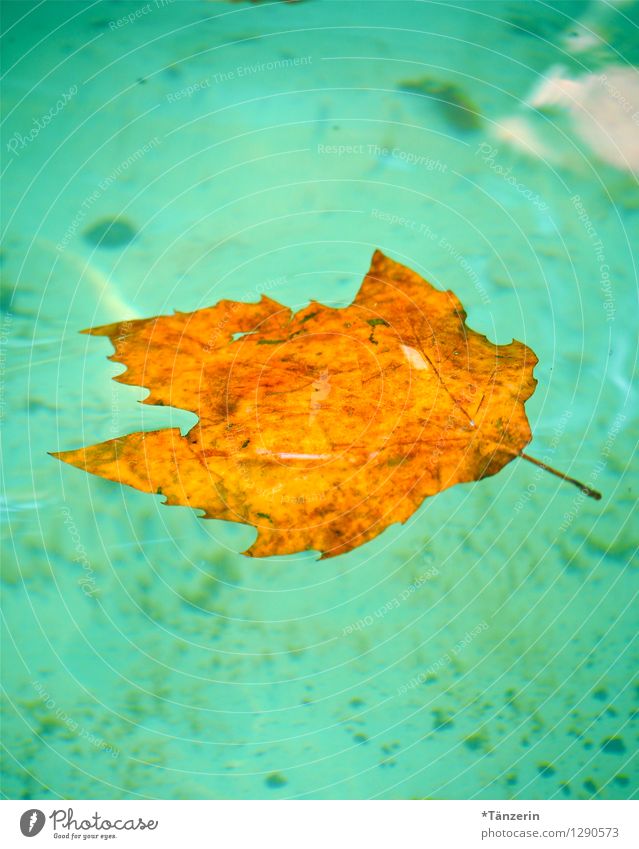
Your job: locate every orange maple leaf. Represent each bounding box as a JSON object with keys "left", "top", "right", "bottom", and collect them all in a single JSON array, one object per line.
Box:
[{"left": 52, "top": 250, "right": 599, "bottom": 558}]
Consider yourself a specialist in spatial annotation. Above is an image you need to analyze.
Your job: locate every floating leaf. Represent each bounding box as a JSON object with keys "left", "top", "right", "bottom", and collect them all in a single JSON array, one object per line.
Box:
[{"left": 52, "top": 250, "right": 599, "bottom": 558}]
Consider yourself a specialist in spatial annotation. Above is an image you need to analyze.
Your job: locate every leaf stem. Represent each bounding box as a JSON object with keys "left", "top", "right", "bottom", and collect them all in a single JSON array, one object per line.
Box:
[{"left": 519, "top": 452, "right": 602, "bottom": 500}]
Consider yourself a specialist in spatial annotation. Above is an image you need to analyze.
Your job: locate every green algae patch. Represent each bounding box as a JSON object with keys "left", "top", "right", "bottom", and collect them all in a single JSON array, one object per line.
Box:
[{"left": 398, "top": 77, "right": 482, "bottom": 131}]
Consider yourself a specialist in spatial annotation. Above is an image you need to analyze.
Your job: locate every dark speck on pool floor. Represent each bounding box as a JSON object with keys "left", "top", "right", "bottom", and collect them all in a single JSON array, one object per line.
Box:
[
  {"left": 83, "top": 217, "right": 137, "bottom": 248},
  {"left": 432, "top": 709, "right": 454, "bottom": 730},
  {"left": 601, "top": 736, "right": 626, "bottom": 754},
  {"left": 265, "top": 772, "right": 288, "bottom": 788},
  {"left": 583, "top": 778, "right": 598, "bottom": 794},
  {"left": 464, "top": 733, "right": 486, "bottom": 751}
]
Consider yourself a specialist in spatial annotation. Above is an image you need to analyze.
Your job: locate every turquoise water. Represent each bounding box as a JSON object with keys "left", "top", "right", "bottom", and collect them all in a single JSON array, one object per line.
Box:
[{"left": 1, "top": 0, "right": 637, "bottom": 800}]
